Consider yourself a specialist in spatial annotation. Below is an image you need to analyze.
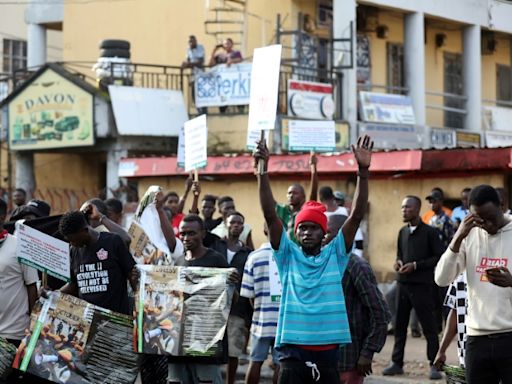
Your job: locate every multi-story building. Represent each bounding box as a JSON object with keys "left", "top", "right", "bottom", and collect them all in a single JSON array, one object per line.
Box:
[{"left": 2, "top": 0, "right": 512, "bottom": 279}]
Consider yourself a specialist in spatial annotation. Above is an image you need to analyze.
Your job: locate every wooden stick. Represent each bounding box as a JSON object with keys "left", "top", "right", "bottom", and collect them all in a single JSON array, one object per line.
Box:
[
  {"left": 42, "top": 272, "right": 48, "bottom": 289},
  {"left": 257, "top": 130, "right": 266, "bottom": 175},
  {"left": 193, "top": 168, "right": 199, "bottom": 182},
  {"left": 310, "top": 150, "right": 316, "bottom": 173}
]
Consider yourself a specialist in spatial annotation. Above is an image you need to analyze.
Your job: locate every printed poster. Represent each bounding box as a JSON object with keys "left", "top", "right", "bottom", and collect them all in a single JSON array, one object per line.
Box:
[
  {"left": 268, "top": 255, "right": 282, "bottom": 302},
  {"left": 13, "top": 293, "right": 139, "bottom": 384},
  {"left": 287, "top": 119, "right": 336, "bottom": 152},
  {"left": 135, "top": 265, "right": 235, "bottom": 358},
  {"left": 184, "top": 114, "right": 208, "bottom": 172},
  {"left": 16, "top": 222, "right": 70, "bottom": 282}
]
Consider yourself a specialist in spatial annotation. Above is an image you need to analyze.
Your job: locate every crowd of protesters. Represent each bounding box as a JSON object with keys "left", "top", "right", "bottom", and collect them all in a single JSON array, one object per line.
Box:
[{"left": 1, "top": 135, "right": 512, "bottom": 384}]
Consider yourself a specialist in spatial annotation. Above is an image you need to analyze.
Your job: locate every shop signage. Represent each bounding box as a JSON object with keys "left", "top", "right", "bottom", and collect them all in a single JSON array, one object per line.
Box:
[
  {"left": 358, "top": 122, "right": 422, "bottom": 150},
  {"left": 456, "top": 131, "right": 481, "bottom": 148},
  {"left": 8, "top": 68, "right": 94, "bottom": 150},
  {"left": 287, "top": 79, "right": 334, "bottom": 120},
  {"left": 485, "top": 131, "right": 512, "bottom": 148},
  {"left": 359, "top": 91, "right": 416, "bottom": 125},
  {"left": 430, "top": 128, "right": 456, "bottom": 149}
]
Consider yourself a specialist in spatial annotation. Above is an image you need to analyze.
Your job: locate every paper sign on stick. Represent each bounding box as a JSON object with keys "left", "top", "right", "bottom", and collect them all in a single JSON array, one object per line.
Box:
[
  {"left": 288, "top": 120, "right": 336, "bottom": 152},
  {"left": 16, "top": 223, "right": 70, "bottom": 282},
  {"left": 184, "top": 114, "right": 208, "bottom": 172},
  {"left": 177, "top": 125, "right": 185, "bottom": 168},
  {"left": 247, "top": 44, "right": 282, "bottom": 149}
]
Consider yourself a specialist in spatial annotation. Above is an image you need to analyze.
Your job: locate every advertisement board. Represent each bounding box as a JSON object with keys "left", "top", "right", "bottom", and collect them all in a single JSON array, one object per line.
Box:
[
  {"left": 8, "top": 68, "right": 94, "bottom": 150},
  {"left": 359, "top": 91, "right": 416, "bottom": 125},
  {"left": 287, "top": 79, "right": 334, "bottom": 120}
]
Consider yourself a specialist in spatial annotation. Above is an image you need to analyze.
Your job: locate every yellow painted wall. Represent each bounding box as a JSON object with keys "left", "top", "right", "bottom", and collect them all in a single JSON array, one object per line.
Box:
[
  {"left": 365, "top": 10, "right": 512, "bottom": 129},
  {"left": 63, "top": 0, "right": 298, "bottom": 64},
  {"left": 136, "top": 171, "right": 505, "bottom": 281}
]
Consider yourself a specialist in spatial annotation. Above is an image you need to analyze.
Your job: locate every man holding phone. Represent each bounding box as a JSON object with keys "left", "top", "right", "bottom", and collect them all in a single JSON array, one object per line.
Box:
[
  {"left": 435, "top": 185, "right": 512, "bottom": 384},
  {"left": 383, "top": 195, "right": 445, "bottom": 380}
]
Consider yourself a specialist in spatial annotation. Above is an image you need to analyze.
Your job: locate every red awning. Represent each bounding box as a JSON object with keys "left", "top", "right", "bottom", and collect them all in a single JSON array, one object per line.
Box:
[{"left": 118, "top": 150, "right": 423, "bottom": 178}]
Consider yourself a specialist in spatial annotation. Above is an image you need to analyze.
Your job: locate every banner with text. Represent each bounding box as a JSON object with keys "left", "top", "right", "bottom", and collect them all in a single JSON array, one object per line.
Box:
[
  {"left": 194, "top": 63, "right": 252, "bottom": 107},
  {"left": 184, "top": 114, "right": 208, "bottom": 172},
  {"left": 16, "top": 222, "right": 70, "bottom": 282},
  {"left": 359, "top": 91, "right": 416, "bottom": 125}
]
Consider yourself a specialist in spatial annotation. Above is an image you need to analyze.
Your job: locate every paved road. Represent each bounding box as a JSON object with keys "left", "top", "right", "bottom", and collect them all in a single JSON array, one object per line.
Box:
[{"left": 233, "top": 332, "right": 459, "bottom": 383}]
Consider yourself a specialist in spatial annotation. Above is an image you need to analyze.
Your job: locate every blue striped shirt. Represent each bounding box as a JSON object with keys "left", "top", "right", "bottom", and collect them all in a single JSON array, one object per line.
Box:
[
  {"left": 273, "top": 229, "right": 351, "bottom": 346},
  {"left": 240, "top": 243, "right": 280, "bottom": 338}
]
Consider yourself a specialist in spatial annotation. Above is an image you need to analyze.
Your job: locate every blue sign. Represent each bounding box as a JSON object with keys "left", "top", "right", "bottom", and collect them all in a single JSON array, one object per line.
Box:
[{"left": 194, "top": 63, "right": 252, "bottom": 107}]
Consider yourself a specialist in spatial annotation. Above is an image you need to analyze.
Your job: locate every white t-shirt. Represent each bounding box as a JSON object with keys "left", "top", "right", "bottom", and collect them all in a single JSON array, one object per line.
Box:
[
  {"left": 325, "top": 206, "right": 349, "bottom": 218},
  {"left": 0, "top": 234, "right": 39, "bottom": 340}
]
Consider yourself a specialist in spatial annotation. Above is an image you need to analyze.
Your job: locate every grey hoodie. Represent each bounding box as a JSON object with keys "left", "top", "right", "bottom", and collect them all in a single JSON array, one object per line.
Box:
[{"left": 435, "top": 220, "right": 512, "bottom": 336}]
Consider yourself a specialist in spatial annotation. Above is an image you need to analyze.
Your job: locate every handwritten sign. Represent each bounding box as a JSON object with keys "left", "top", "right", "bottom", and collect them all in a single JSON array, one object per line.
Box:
[
  {"left": 16, "top": 223, "right": 70, "bottom": 281},
  {"left": 287, "top": 119, "right": 336, "bottom": 152},
  {"left": 184, "top": 114, "right": 208, "bottom": 172},
  {"left": 247, "top": 44, "right": 282, "bottom": 148}
]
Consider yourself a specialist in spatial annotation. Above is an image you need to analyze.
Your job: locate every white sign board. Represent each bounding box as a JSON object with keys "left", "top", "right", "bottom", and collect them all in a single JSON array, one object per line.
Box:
[
  {"left": 184, "top": 114, "right": 208, "bottom": 172},
  {"left": 483, "top": 106, "right": 512, "bottom": 132},
  {"left": 109, "top": 86, "right": 189, "bottom": 136},
  {"left": 16, "top": 223, "right": 70, "bottom": 281},
  {"left": 485, "top": 131, "right": 512, "bottom": 148},
  {"left": 268, "top": 254, "right": 282, "bottom": 302},
  {"left": 177, "top": 125, "right": 185, "bottom": 168},
  {"left": 247, "top": 45, "right": 282, "bottom": 148},
  {"left": 359, "top": 91, "right": 416, "bottom": 125},
  {"left": 288, "top": 80, "right": 334, "bottom": 120},
  {"left": 194, "top": 63, "right": 252, "bottom": 107},
  {"left": 288, "top": 119, "right": 336, "bottom": 152}
]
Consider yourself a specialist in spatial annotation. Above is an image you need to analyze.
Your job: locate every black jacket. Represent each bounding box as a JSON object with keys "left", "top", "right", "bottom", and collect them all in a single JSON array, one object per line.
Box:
[
  {"left": 396, "top": 221, "right": 445, "bottom": 284},
  {"left": 211, "top": 239, "right": 253, "bottom": 325}
]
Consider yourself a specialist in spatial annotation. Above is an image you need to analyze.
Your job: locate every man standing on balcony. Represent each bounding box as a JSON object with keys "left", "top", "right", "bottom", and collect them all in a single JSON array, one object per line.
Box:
[{"left": 182, "top": 35, "right": 206, "bottom": 115}]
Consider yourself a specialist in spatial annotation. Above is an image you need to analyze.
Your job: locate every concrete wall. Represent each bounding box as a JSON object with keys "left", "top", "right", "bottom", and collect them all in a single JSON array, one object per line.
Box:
[{"left": 135, "top": 171, "right": 506, "bottom": 281}]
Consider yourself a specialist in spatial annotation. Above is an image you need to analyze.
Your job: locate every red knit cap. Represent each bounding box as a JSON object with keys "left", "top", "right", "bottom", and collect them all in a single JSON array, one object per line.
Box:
[{"left": 294, "top": 201, "right": 328, "bottom": 233}]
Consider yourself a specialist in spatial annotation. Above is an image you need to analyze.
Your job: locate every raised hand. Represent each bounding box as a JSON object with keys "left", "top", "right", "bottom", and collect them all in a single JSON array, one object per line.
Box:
[
  {"left": 252, "top": 138, "right": 269, "bottom": 172},
  {"left": 153, "top": 191, "right": 165, "bottom": 211},
  {"left": 351, "top": 135, "right": 374, "bottom": 169},
  {"left": 191, "top": 181, "right": 201, "bottom": 197}
]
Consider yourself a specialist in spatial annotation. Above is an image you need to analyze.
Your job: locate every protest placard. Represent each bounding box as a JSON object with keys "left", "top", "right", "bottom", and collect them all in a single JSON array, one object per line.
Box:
[
  {"left": 184, "top": 114, "right": 208, "bottom": 172},
  {"left": 194, "top": 63, "right": 252, "bottom": 107},
  {"left": 247, "top": 44, "right": 282, "bottom": 149},
  {"left": 287, "top": 119, "right": 336, "bottom": 152},
  {"left": 16, "top": 222, "right": 70, "bottom": 282},
  {"left": 135, "top": 265, "right": 235, "bottom": 360},
  {"left": 268, "top": 254, "right": 282, "bottom": 302},
  {"left": 177, "top": 125, "right": 185, "bottom": 168},
  {"left": 14, "top": 292, "right": 140, "bottom": 384}
]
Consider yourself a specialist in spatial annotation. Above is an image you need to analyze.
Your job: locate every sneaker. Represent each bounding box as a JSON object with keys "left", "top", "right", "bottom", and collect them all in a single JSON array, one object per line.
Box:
[
  {"left": 429, "top": 365, "right": 442, "bottom": 380},
  {"left": 411, "top": 329, "right": 422, "bottom": 338},
  {"left": 382, "top": 363, "right": 404, "bottom": 376}
]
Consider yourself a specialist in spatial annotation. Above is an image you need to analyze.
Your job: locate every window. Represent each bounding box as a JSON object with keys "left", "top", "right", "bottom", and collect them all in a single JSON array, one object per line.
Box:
[
  {"left": 497, "top": 64, "right": 512, "bottom": 106},
  {"left": 2, "top": 39, "right": 27, "bottom": 73},
  {"left": 386, "top": 42, "right": 404, "bottom": 94},
  {"left": 444, "top": 52, "right": 464, "bottom": 129}
]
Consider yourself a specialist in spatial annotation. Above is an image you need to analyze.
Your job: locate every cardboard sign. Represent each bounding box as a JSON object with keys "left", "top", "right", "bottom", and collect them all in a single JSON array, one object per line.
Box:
[
  {"left": 247, "top": 44, "right": 282, "bottom": 148},
  {"left": 16, "top": 222, "right": 70, "bottom": 282},
  {"left": 184, "top": 114, "right": 208, "bottom": 172},
  {"left": 287, "top": 119, "right": 336, "bottom": 152}
]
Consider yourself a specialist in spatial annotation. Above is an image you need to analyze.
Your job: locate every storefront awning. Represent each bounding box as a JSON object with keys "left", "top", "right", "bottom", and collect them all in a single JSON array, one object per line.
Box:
[{"left": 118, "top": 150, "right": 423, "bottom": 178}]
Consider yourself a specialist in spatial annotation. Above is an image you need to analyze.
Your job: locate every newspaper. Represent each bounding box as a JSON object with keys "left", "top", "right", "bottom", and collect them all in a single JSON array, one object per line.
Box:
[
  {"left": 13, "top": 293, "right": 140, "bottom": 384},
  {"left": 129, "top": 186, "right": 183, "bottom": 266},
  {"left": 136, "top": 265, "right": 234, "bottom": 359}
]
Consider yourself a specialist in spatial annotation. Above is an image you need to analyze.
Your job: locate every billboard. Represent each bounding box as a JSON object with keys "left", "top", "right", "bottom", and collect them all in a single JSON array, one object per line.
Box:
[{"left": 8, "top": 68, "right": 94, "bottom": 150}]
